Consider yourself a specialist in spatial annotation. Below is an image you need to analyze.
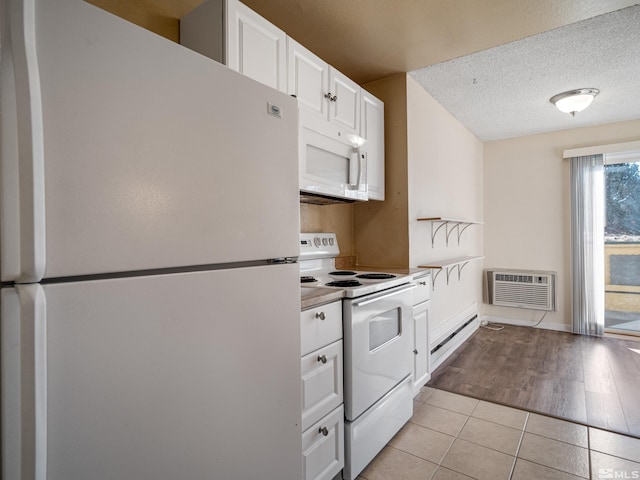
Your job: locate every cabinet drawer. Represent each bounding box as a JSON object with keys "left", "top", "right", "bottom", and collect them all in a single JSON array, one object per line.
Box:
[
  {"left": 412, "top": 272, "right": 431, "bottom": 305},
  {"left": 301, "top": 340, "right": 343, "bottom": 431},
  {"left": 302, "top": 405, "right": 344, "bottom": 480},
  {"left": 301, "top": 301, "right": 342, "bottom": 356}
]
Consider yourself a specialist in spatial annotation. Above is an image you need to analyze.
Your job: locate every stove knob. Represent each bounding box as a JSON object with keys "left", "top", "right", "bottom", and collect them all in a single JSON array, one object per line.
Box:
[
  {"left": 314, "top": 237, "right": 321, "bottom": 247},
  {"left": 329, "top": 238, "right": 334, "bottom": 245},
  {"left": 322, "top": 237, "right": 328, "bottom": 246}
]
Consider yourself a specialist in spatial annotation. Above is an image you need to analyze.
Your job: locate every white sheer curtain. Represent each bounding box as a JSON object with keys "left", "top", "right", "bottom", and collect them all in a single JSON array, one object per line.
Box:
[{"left": 570, "top": 154, "right": 605, "bottom": 336}]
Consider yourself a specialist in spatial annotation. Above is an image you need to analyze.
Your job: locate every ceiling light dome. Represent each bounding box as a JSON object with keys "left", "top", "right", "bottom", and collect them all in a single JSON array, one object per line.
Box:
[{"left": 550, "top": 88, "right": 599, "bottom": 116}]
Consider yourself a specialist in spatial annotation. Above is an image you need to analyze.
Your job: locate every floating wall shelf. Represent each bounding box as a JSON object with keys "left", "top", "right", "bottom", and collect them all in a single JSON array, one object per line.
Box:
[
  {"left": 418, "top": 256, "right": 484, "bottom": 288},
  {"left": 417, "top": 217, "right": 484, "bottom": 247}
]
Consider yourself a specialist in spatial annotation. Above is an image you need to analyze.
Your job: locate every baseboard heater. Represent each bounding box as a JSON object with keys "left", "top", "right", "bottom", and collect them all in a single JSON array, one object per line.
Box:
[{"left": 430, "top": 314, "right": 477, "bottom": 355}]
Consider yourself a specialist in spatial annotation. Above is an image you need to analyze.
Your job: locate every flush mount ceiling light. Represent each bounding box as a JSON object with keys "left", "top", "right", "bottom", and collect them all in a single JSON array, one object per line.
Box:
[{"left": 550, "top": 88, "right": 600, "bottom": 116}]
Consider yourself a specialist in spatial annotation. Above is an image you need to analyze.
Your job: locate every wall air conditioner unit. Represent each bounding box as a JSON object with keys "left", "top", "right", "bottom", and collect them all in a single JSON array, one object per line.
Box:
[{"left": 485, "top": 269, "right": 556, "bottom": 311}]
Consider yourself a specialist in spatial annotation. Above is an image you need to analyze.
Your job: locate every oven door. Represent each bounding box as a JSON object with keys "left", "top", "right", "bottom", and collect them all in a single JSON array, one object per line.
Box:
[
  {"left": 343, "top": 283, "right": 415, "bottom": 421},
  {"left": 299, "top": 111, "right": 367, "bottom": 202}
]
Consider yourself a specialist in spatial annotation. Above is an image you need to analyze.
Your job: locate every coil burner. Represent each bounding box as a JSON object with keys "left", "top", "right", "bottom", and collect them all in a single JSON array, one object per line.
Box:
[
  {"left": 326, "top": 280, "right": 362, "bottom": 287},
  {"left": 356, "top": 273, "right": 396, "bottom": 280}
]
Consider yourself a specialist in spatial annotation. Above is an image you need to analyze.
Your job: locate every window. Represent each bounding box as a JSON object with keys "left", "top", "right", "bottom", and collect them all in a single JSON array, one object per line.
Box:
[{"left": 604, "top": 153, "right": 640, "bottom": 335}]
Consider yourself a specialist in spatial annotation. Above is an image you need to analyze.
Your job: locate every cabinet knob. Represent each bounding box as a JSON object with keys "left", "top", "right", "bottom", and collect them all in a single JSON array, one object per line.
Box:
[
  {"left": 318, "top": 426, "right": 329, "bottom": 436},
  {"left": 317, "top": 354, "right": 327, "bottom": 364},
  {"left": 315, "top": 311, "right": 326, "bottom": 321},
  {"left": 413, "top": 349, "right": 419, "bottom": 355}
]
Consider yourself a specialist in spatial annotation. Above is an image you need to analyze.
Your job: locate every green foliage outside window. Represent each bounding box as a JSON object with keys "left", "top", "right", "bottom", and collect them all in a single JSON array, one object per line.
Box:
[{"left": 605, "top": 161, "right": 640, "bottom": 241}]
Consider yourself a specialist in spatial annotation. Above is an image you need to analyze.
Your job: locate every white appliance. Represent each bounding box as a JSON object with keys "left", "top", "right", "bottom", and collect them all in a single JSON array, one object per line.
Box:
[
  {"left": 300, "top": 233, "right": 414, "bottom": 480},
  {"left": 485, "top": 269, "right": 556, "bottom": 311},
  {"left": 298, "top": 111, "right": 368, "bottom": 204},
  {"left": 1, "top": 1, "right": 302, "bottom": 479}
]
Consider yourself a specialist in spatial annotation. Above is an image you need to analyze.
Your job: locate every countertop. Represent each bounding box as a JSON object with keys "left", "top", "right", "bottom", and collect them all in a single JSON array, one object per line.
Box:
[{"left": 301, "top": 286, "right": 345, "bottom": 310}]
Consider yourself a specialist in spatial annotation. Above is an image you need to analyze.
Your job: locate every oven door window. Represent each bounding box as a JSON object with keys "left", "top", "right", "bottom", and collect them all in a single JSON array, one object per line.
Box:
[{"left": 369, "top": 307, "right": 401, "bottom": 352}]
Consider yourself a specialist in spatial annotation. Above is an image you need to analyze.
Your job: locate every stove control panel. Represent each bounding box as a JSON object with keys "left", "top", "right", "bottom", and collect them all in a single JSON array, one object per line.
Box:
[{"left": 300, "top": 233, "right": 339, "bottom": 260}]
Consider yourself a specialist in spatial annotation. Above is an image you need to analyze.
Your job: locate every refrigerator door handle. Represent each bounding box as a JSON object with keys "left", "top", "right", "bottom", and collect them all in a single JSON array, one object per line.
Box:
[
  {"left": 268, "top": 257, "right": 298, "bottom": 264},
  {"left": 1, "top": 0, "right": 46, "bottom": 283},
  {"left": 2, "top": 284, "right": 48, "bottom": 480}
]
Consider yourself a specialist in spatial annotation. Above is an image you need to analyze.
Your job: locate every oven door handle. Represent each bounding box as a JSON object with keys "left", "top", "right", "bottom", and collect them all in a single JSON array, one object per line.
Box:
[{"left": 352, "top": 284, "right": 417, "bottom": 307}]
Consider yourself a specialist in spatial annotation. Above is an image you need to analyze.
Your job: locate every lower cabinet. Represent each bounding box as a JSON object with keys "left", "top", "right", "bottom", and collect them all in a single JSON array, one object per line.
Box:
[
  {"left": 413, "top": 300, "right": 430, "bottom": 393},
  {"left": 301, "top": 340, "right": 343, "bottom": 431},
  {"left": 302, "top": 405, "right": 345, "bottom": 480},
  {"left": 412, "top": 272, "right": 431, "bottom": 394},
  {"left": 301, "top": 301, "right": 344, "bottom": 480}
]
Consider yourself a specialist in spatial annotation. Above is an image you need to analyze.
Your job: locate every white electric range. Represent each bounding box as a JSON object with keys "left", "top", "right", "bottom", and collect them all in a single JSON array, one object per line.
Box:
[{"left": 300, "top": 233, "right": 415, "bottom": 480}]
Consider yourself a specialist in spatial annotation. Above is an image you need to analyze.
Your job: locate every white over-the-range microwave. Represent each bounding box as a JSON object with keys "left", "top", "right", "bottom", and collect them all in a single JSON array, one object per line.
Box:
[{"left": 299, "top": 110, "right": 369, "bottom": 204}]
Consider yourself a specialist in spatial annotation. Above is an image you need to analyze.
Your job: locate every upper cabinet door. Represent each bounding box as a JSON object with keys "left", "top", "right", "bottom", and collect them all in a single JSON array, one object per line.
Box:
[
  {"left": 329, "top": 68, "right": 360, "bottom": 134},
  {"left": 287, "top": 38, "right": 329, "bottom": 119},
  {"left": 225, "top": 0, "right": 287, "bottom": 92},
  {"left": 361, "top": 90, "right": 385, "bottom": 200}
]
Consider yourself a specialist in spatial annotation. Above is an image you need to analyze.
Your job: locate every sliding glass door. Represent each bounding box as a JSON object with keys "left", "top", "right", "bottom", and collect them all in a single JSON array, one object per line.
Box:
[{"left": 604, "top": 154, "right": 640, "bottom": 336}]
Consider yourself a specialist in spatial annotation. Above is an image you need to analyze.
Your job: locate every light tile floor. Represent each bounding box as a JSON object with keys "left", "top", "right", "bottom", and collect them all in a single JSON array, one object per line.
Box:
[{"left": 356, "top": 387, "right": 640, "bottom": 480}]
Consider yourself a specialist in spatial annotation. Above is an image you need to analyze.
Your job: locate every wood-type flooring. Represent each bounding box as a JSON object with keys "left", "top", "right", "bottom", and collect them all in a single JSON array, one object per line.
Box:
[{"left": 428, "top": 325, "right": 640, "bottom": 438}]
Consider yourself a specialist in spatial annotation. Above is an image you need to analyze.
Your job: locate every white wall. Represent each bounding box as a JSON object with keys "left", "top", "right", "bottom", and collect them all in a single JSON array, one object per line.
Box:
[
  {"left": 406, "top": 76, "right": 484, "bottom": 338},
  {"left": 483, "top": 119, "right": 640, "bottom": 331}
]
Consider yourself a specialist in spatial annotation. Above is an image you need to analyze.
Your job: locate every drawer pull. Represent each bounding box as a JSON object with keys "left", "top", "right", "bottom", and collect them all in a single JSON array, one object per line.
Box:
[
  {"left": 418, "top": 281, "right": 427, "bottom": 286},
  {"left": 318, "top": 426, "right": 329, "bottom": 436},
  {"left": 413, "top": 349, "right": 419, "bottom": 355},
  {"left": 315, "top": 311, "right": 326, "bottom": 320},
  {"left": 317, "top": 354, "right": 327, "bottom": 364}
]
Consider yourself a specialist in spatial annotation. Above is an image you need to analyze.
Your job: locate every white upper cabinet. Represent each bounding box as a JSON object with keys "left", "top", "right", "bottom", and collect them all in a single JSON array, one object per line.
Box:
[
  {"left": 328, "top": 68, "right": 360, "bottom": 133},
  {"left": 180, "top": 0, "right": 287, "bottom": 93},
  {"left": 361, "top": 90, "right": 385, "bottom": 200},
  {"left": 225, "top": 0, "right": 286, "bottom": 91},
  {"left": 287, "top": 38, "right": 360, "bottom": 135},
  {"left": 287, "top": 38, "right": 329, "bottom": 118}
]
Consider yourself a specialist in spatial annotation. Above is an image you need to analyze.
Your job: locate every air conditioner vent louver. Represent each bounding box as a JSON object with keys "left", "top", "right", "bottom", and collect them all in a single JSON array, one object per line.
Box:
[{"left": 485, "top": 269, "right": 556, "bottom": 311}]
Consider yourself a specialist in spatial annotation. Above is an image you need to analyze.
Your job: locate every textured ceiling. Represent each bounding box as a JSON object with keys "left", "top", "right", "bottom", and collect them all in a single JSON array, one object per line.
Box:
[
  {"left": 92, "top": 0, "right": 640, "bottom": 141},
  {"left": 409, "top": 4, "right": 640, "bottom": 141}
]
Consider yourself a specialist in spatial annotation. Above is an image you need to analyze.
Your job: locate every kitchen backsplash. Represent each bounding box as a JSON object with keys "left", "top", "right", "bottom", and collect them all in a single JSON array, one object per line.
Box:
[{"left": 300, "top": 203, "right": 355, "bottom": 257}]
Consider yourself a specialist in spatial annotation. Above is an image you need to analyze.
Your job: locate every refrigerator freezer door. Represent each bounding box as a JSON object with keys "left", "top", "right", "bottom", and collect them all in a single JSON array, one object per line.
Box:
[
  {"left": 1, "top": 264, "right": 302, "bottom": 480},
  {"left": 2, "top": 0, "right": 299, "bottom": 281}
]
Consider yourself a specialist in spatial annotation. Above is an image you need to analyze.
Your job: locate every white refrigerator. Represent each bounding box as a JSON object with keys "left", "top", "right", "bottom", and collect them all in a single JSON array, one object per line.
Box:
[{"left": 1, "top": 1, "right": 302, "bottom": 479}]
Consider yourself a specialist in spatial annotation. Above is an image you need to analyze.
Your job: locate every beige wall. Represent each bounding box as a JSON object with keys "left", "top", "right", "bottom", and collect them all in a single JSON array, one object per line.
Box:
[
  {"left": 353, "top": 74, "right": 409, "bottom": 268},
  {"left": 300, "top": 203, "right": 355, "bottom": 260},
  {"left": 405, "top": 76, "right": 484, "bottom": 333},
  {"left": 352, "top": 74, "right": 485, "bottom": 337},
  {"left": 483, "top": 119, "right": 640, "bottom": 330},
  {"left": 85, "top": 0, "right": 183, "bottom": 41}
]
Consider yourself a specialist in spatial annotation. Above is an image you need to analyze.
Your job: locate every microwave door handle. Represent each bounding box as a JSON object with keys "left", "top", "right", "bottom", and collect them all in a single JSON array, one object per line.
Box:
[
  {"left": 348, "top": 147, "right": 359, "bottom": 189},
  {"left": 348, "top": 147, "right": 366, "bottom": 190}
]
